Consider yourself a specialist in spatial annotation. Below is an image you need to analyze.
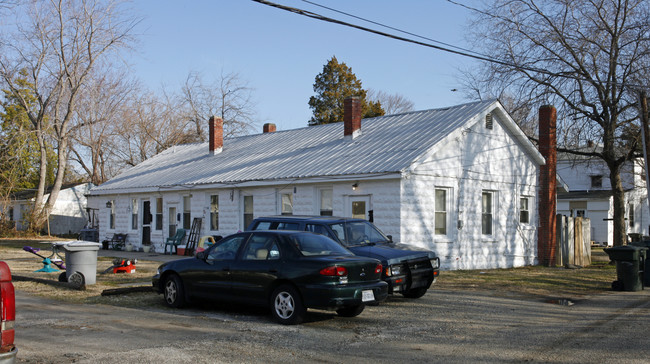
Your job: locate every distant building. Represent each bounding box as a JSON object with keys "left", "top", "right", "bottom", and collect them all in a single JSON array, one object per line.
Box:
[
  {"left": 556, "top": 146, "right": 648, "bottom": 246},
  {"left": 4, "top": 183, "right": 94, "bottom": 235},
  {"left": 89, "top": 98, "right": 544, "bottom": 270}
]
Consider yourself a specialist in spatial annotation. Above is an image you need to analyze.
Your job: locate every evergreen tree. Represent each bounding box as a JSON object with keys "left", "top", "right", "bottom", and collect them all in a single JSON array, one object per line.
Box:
[{"left": 308, "top": 56, "right": 384, "bottom": 125}]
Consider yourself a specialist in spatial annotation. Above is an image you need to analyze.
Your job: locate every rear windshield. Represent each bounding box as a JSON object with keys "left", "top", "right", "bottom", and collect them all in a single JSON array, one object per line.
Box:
[{"left": 287, "top": 233, "right": 353, "bottom": 257}]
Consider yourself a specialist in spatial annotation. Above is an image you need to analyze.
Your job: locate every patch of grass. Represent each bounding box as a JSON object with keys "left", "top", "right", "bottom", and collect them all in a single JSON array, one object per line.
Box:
[{"left": 436, "top": 262, "right": 617, "bottom": 300}]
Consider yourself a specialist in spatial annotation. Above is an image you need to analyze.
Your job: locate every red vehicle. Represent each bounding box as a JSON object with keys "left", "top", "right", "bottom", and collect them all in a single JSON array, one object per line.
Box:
[{"left": 0, "top": 261, "right": 16, "bottom": 363}]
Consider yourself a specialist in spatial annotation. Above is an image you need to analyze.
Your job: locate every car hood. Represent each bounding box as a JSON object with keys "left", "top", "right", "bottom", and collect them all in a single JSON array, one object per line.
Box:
[{"left": 347, "top": 243, "right": 437, "bottom": 265}]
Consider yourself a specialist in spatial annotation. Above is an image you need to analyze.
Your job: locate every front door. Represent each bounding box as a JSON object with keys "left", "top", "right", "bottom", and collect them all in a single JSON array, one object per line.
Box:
[
  {"left": 349, "top": 195, "right": 371, "bottom": 220},
  {"left": 142, "top": 200, "right": 151, "bottom": 245}
]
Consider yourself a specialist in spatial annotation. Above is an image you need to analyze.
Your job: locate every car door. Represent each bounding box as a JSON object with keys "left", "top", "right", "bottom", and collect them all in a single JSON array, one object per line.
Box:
[
  {"left": 189, "top": 233, "right": 248, "bottom": 300},
  {"left": 229, "top": 232, "right": 283, "bottom": 305}
]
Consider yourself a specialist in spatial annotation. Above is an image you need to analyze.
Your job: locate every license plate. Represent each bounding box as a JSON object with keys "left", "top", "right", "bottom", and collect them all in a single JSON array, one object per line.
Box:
[{"left": 362, "top": 290, "right": 375, "bottom": 302}]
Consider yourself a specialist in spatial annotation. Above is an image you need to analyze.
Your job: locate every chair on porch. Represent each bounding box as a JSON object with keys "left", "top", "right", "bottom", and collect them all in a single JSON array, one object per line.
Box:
[{"left": 164, "top": 229, "right": 186, "bottom": 255}]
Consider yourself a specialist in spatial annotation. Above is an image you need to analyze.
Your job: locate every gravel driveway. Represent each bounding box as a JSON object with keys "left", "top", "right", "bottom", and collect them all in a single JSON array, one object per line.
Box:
[{"left": 14, "top": 284, "right": 650, "bottom": 363}]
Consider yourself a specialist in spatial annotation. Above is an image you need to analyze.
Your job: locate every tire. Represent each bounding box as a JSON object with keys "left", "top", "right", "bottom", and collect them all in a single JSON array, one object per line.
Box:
[
  {"left": 270, "top": 285, "right": 305, "bottom": 325},
  {"left": 336, "top": 304, "right": 365, "bottom": 317},
  {"left": 402, "top": 287, "right": 428, "bottom": 299},
  {"left": 68, "top": 272, "right": 85, "bottom": 289},
  {"left": 163, "top": 274, "right": 186, "bottom": 308}
]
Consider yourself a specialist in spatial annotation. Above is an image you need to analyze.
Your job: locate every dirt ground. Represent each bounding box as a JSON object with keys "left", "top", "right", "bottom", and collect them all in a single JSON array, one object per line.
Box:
[{"left": 3, "top": 239, "right": 646, "bottom": 363}]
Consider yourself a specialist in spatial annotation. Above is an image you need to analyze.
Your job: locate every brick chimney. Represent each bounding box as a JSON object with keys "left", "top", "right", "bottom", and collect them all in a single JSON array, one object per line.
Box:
[
  {"left": 538, "top": 105, "right": 557, "bottom": 266},
  {"left": 263, "top": 123, "right": 276, "bottom": 133},
  {"left": 344, "top": 96, "right": 362, "bottom": 139},
  {"left": 209, "top": 116, "right": 223, "bottom": 155}
]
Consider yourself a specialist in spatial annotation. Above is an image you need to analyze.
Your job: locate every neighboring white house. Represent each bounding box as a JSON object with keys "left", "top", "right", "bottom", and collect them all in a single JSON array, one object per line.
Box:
[
  {"left": 556, "top": 147, "right": 649, "bottom": 246},
  {"left": 88, "top": 98, "right": 544, "bottom": 270},
  {"left": 4, "top": 182, "right": 94, "bottom": 235}
]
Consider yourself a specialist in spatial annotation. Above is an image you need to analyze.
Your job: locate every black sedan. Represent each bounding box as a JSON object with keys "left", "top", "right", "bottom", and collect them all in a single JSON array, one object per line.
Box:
[{"left": 152, "top": 230, "right": 388, "bottom": 324}]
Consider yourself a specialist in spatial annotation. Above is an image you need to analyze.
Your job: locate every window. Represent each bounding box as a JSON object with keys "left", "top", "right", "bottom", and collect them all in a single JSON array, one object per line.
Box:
[
  {"left": 207, "top": 235, "right": 246, "bottom": 261},
  {"left": 320, "top": 188, "right": 333, "bottom": 216},
  {"left": 482, "top": 191, "right": 493, "bottom": 235},
  {"left": 242, "top": 234, "right": 281, "bottom": 261},
  {"left": 629, "top": 203, "right": 635, "bottom": 227},
  {"left": 434, "top": 188, "right": 447, "bottom": 235},
  {"left": 183, "top": 196, "right": 191, "bottom": 230},
  {"left": 210, "top": 195, "right": 219, "bottom": 230},
  {"left": 281, "top": 193, "right": 293, "bottom": 215},
  {"left": 351, "top": 200, "right": 366, "bottom": 219},
  {"left": 306, "top": 224, "right": 337, "bottom": 241},
  {"left": 168, "top": 207, "right": 177, "bottom": 237},
  {"left": 591, "top": 175, "right": 603, "bottom": 188},
  {"left": 243, "top": 195, "right": 254, "bottom": 229},
  {"left": 155, "top": 198, "right": 163, "bottom": 231},
  {"left": 520, "top": 197, "right": 530, "bottom": 224},
  {"left": 7, "top": 207, "right": 13, "bottom": 221},
  {"left": 131, "top": 199, "right": 138, "bottom": 230},
  {"left": 109, "top": 200, "right": 115, "bottom": 230}
]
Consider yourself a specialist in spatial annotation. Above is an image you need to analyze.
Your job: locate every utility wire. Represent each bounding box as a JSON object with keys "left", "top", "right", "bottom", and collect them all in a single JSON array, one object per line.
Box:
[
  {"left": 300, "top": 0, "right": 488, "bottom": 60},
  {"left": 252, "top": 0, "right": 582, "bottom": 82}
]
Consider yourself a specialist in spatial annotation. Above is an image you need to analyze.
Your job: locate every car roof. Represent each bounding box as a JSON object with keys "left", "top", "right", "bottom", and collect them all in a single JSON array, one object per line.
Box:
[{"left": 253, "top": 215, "right": 367, "bottom": 224}]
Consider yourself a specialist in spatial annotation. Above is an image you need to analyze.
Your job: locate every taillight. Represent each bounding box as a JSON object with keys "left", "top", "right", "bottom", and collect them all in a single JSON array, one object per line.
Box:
[
  {"left": 320, "top": 266, "right": 347, "bottom": 276},
  {"left": 0, "top": 261, "right": 15, "bottom": 351},
  {"left": 375, "top": 264, "right": 382, "bottom": 274}
]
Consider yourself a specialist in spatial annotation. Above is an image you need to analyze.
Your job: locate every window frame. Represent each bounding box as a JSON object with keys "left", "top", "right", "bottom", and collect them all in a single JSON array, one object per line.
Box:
[
  {"left": 131, "top": 198, "right": 138, "bottom": 230},
  {"left": 318, "top": 188, "right": 333, "bottom": 216},
  {"left": 434, "top": 188, "right": 449, "bottom": 236},
  {"left": 210, "top": 194, "right": 219, "bottom": 231},
  {"left": 481, "top": 191, "right": 494, "bottom": 236},
  {"left": 155, "top": 197, "right": 163, "bottom": 231},
  {"left": 519, "top": 197, "right": 530, "bottom": 224}
]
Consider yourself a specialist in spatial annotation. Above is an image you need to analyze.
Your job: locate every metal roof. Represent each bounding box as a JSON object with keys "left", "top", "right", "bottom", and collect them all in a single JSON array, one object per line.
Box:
[{"left": 92, "top": 99, "right": 542, "bottom": 193}]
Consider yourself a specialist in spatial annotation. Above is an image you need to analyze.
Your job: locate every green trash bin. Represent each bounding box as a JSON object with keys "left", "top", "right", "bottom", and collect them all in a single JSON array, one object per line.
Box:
[
  {"left": 629, "top": 240, "right": 650, "bottom": 287},
  {"left": 604, "top": 246, "right": 647, "bottom": 291}
]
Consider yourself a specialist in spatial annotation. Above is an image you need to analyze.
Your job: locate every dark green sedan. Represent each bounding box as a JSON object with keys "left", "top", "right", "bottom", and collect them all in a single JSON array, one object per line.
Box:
[{"left": 152, "top": 230, "right": 388, "bottom": 324}]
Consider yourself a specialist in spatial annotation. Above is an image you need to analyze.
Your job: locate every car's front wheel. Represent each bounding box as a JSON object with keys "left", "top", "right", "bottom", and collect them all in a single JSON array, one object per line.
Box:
[
  {"left": 336, "top": 304, "right": 365, "bottom": 317},
  {"left": 163, "top": 274, "right": 185, "bottom": 308},
  {"left": 402, "top": 287, "right": 428, "bottom": 299},
  {"left": 270, "top": 285, "right": 305, "bottom": 325}
]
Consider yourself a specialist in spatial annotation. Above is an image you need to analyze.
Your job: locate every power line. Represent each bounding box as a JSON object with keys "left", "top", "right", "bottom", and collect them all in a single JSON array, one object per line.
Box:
[
  {"left": 252, "top": 0, "right": 582, "bottom": 81},
  {"left": 300, "top": 0, "right": 488, "bottom": 60},
  {"left": 253, "top": 0, "right": 650, "bottom": 92}
]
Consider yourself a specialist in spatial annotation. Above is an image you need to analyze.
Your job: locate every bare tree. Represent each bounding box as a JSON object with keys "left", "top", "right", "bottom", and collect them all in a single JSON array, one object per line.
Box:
[
  {"left": 69, "top": 70, "right": 136, "bottom": 185},
  {"left": 367, "top": 89, "right": 415, "bottom": 115},
  {"left": 463, "top": 0, "right": 650, "bottom": 246},
  {"left": 182, "top": 70, "right": 257, "bottom": 138},
  {"left": 0, "top": 0, "right": 139, "bottom": 230}
]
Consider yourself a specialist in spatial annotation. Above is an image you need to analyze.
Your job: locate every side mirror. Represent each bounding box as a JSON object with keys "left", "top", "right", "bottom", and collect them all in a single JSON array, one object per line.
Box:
[
  {"left": 387, "top": 235, "right": 393, "bottom": 242},
  {"left": 196, "top": 251, "right": 206, "bottom": 260}
]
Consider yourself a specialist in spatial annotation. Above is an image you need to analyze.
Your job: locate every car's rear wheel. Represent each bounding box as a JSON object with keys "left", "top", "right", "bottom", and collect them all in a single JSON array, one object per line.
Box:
[
  {"left": 336, "top": 304, "right": 365, "bottom": 317},
  {"left": 402, "top": 287, "right": 428, "bottom": 298},
  {"left": 270, "top": 285, "right": 305, "bottom": 325},
  {"left": 163, "top": 274, "right": 185, "bottom": 308}
]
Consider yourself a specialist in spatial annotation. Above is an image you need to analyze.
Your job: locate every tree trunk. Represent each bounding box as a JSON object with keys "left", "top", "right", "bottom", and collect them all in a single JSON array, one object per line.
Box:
[{"left": 609, "top": 165, "right": 627, "bottom": 246}]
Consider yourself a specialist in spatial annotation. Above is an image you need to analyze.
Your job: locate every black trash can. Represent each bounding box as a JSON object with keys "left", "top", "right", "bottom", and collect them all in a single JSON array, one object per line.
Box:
[
  {"left": 604, "top": 246, "right": 647, "bottom": 291},
  {"left": 629, "top": 240, "right": 650, "bottom": 287}
]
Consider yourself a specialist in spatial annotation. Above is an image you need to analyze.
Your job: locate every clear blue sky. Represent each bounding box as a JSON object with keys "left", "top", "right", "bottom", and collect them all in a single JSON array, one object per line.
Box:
[{"left": 129, "top": 0, "right": 479, "bottom": 131}]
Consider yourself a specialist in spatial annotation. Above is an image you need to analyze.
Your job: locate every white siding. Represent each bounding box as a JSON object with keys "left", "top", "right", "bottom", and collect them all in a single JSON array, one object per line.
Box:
[{"left": 402, "top": 113, "right": 539, "bottom": 270}]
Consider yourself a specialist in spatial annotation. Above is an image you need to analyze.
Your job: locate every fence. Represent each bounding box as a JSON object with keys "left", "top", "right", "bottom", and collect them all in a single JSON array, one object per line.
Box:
[{"left": 556, "top": 215, "right": 591, "bottom": 267}]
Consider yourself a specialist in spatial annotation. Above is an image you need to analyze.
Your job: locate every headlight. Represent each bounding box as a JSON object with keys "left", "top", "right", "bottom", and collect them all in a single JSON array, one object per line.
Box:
[
  {"left": 430, "top": 258, "right": 440, "bottom": 269},
  {"left": 390, "top": 265, "right": 401, "bottom": 276}
]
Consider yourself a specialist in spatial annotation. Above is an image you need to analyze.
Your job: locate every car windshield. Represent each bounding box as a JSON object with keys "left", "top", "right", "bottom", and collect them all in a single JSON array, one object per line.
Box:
[
  {"left": 288, "top": 233, "right": 353, "bottom": 257},
  {"left": 329, "top": 221, "right": 388, "bottom": 247}
]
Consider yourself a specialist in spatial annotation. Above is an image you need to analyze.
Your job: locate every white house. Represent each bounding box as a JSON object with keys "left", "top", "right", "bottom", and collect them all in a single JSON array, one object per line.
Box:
[
  {"left": 4, "top": 182, "right": 94, "bottom": 235},
  {"left": 556, "top": 147, "right": 649, "bottom": 246},
  {"left": 88, "top": 98, "right": 544, "bottom": 270}
]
